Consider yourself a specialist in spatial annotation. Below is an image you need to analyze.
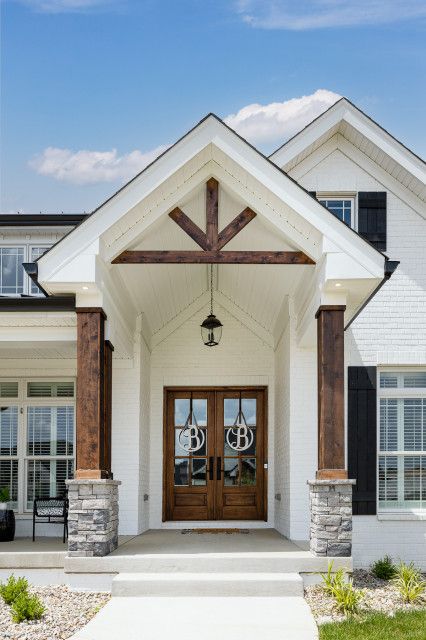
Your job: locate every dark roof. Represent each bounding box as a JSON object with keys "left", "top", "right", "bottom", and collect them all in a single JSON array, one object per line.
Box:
[
  {"left": 0, "top": 214, "right": 89, "bottom": 227},
  {"left": 0, "top": 295, "right": 76, "bottom": 311}
]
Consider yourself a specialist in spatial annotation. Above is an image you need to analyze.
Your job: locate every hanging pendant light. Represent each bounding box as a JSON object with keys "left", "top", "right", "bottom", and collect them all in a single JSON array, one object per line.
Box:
[{"left": 201, "top": 265, "right": 223, "bottom": 347}]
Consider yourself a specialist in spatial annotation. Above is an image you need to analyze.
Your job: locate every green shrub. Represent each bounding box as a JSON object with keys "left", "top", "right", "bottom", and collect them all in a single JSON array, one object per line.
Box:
[
  {"left": 320, "top": 561, "right": 346, "bottom": 596},
  {"left": 0, "top": 575, "right": 28, "bottom": 605},
  {"left": 371, "top": 555, "right": 397, "bottom": 580},
  {"left": 332, "top": 579, "right": 365, "bottom": 616},
  {"left": 0, "top": 486, "right": 10, "bottom": 502},
  {"left": 392, "top": 562, "right": 426, "bottom": 603},
  {"left": 11, "top": 592, "right": 45, "bottom": 623}
]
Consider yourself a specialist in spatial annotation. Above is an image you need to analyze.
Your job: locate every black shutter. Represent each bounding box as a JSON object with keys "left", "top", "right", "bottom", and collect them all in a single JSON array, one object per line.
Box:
[
  {"left": 348, "top": 366, "right": 377, "bottom": 515},
  {"left": 358, "top": 192, "right": 387, "bottom": 251}
]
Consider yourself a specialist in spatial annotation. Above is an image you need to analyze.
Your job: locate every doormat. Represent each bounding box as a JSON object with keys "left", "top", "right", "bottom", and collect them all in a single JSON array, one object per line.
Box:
[{"left": 181, "top": 528, "right": 250, "bottom": 534}]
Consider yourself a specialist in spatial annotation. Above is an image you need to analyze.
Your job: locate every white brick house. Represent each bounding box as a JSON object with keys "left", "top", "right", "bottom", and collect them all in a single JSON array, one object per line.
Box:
[{"left": 0, "top": 98, "right": 425, "bottom": 568}]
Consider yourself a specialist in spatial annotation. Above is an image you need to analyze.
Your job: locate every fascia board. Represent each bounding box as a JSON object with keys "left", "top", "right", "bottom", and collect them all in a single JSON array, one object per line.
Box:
[
  {"left": 269, "top": 102, "right": 346, "bottom": 167},
  {"left": 343, "top": 105, "right": 426, "bottom": 184}
]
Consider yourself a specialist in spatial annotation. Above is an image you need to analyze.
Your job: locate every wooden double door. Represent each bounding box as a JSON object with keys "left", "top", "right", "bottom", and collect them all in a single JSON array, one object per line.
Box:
[{"left": 163, "top": 387, "right": 267, "bottom": 521}]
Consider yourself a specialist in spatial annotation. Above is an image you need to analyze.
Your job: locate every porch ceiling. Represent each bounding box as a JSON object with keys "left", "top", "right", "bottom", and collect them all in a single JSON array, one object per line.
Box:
[{"left": 112, "top": 182, "right": 309, "bottom": 337}]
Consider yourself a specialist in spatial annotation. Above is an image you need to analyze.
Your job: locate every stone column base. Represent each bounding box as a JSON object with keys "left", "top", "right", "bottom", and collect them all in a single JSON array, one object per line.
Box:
[
  {"left": 66, "top": 479, "right": 121, "bottom": 557},
  {"left": 307, "top": 479, "right": 356, "bottom": 557}
]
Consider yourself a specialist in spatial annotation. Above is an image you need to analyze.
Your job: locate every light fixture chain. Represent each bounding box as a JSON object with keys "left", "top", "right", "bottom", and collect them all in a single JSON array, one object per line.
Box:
[{"left": 210, "top": 264, "right": 213, "bottom": 315}]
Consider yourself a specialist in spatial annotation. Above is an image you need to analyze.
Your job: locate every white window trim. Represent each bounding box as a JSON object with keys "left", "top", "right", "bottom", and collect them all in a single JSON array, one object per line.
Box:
[
  {"left": 0, "top": 243, "right": 51, "bottom": 296},
  {"left": 377, "top": 367, "right": 426, "bottom": 518},
  {"left": 316, "top": 192, "right": 357, "bottom": 230},
  {"left": 0, "top": 378, "right": 75, "bottom": 514}
]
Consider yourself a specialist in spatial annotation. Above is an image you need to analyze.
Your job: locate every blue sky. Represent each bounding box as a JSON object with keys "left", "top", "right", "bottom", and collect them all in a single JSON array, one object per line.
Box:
[{"left": 1, "top": 0, "right": 426, "bottom": 214}]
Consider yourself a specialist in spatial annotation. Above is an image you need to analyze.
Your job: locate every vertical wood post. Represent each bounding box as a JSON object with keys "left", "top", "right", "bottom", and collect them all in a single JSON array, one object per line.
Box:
[
  {"left": 316, "top": 305, "right": 347, "bottom": 480},
  {"left": 75, "top": 308, "right": 108, "bottom": 479},
  {"left": 103, "top": 340, "right": 114, "bottom": 477}
]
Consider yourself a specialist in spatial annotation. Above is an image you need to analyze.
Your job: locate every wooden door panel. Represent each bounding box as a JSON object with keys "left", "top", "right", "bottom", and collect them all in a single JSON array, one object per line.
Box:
[{"left": 164, "top": 388, "right": 266, "bottom": 521}]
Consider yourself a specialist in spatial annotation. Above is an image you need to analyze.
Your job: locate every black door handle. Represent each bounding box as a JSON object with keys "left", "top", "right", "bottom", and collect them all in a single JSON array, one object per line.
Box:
[
  {"left": 216, "top": 456, "right": 222, "bottom": 481},
  {"left": 208, "top": 456, "right": 214, "bottom": 481}
]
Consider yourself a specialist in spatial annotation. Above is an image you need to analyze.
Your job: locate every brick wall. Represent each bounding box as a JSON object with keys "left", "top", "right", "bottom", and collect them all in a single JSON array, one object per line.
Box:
[{"left": 292, "top": 138, "right": 426, "bottom": 565}]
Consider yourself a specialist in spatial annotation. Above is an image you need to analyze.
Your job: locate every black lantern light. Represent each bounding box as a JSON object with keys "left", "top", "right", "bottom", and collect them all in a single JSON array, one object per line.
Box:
[{"left": 201, "top": 265, "right": 223, "bottom": 347}]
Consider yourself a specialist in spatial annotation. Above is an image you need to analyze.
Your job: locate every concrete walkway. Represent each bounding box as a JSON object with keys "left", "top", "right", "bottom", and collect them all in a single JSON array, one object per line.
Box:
[{"left": 71, "top": 596, "right": 318, "bottom": 640}]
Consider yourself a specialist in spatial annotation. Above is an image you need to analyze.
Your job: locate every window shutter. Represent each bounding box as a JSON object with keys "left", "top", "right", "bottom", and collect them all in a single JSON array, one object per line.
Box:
[
  {"left": 357, "top": 192, "right": 387, "bottom": 251},
  {"left": 348, "top": 366, "right": 377, "bottom": 515}
]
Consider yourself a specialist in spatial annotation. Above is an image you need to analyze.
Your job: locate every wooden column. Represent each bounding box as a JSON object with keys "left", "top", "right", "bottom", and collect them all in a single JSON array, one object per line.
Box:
[
  {"left": 75, "top": 308, "right": 108, "bottom": 479},
  {"left": 316, "top": 305, "right": 347, "bottom": 480},
  {"left": 103, "top": 340, "right": 114, "bottom": 477}
]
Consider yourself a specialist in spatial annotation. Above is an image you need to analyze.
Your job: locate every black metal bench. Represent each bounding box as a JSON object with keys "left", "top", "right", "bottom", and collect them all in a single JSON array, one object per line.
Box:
[{"left": 32, "top": 497, "right": 68, "bottom": 543}]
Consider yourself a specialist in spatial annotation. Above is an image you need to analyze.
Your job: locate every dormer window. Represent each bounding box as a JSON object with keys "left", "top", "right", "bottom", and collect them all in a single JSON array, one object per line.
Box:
[
  {"left": 318, "top": 197, "right": 354, "bottom": 228},
  {"left": 0, "top": 244, "right": 50, "bottom": 296}
]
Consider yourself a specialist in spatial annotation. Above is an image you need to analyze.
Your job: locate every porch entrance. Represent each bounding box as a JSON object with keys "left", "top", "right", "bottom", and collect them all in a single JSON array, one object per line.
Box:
[{"left": 163, "top": 387, "right": 267, "bottom": 521}]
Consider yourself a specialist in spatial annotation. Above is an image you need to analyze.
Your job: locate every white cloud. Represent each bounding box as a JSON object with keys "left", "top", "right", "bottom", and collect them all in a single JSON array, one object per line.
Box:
[
  {"left": 29, "top": 90, "right": 341, "bottom": 184},
  {"left": 236, "top": 0, "right": 426, "bottom": 30},
  {"left": 29, "top": 145, "right": 168, "bottom": 185},
  {"left": 19, "top": 0, "right": 119, "bottom": 13},
  {"left": 224, "top": 89, "right": 341, "bottom": 146}
]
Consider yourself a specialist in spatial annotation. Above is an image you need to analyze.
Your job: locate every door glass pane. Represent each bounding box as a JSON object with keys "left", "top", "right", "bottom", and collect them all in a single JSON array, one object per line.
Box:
[
  {"left": 192, "top": 399, "right": 207, "bottom": 426},
  {"left": 224, "top": 426, "right": 255, "bottom": 454},
  {"left": 224, "top": 399, "right": 238, "bottom": 426},
  {"left": 174, "top": 399, "right": 189, "bottom": 426},
  {"left": 242, "top": 399, "right": 256, "bottom": 425},
  {"left": 175, "top": 427, "right": 206, "bottom": 455},
  {"left": 224, "top": 458, "right": 239, "bottom": 486},
  {"left": 174, "top": 458, "right": 189, "bottom": 486},
  {"left": 241, "top": 458, "right": 256, "bottom": 486},
  {"left": 192, "top": 459, "right": 207, "bottom": 486}
]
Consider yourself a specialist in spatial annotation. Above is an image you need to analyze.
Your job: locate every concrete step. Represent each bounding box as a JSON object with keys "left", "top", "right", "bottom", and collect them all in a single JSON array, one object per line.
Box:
[
  {"left": 65, "top": 552, "right": 352, "bottom": 575},
  {"left": 111, "top": 572, "right": 304, "bottom": 597}
]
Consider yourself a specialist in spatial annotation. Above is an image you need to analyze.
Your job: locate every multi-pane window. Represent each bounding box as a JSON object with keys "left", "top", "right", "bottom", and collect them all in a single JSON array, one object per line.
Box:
[
  {"left": 378, "top": 371, "right": 426, "bottom": 511},
  {"left": 0, "top": 380, "right": 74, "bottom": 513},
  {"left": 319, "top": 199, "right": 354, "bottom": 227},
  {"left": 0, "top": 245, "right": 50, "bottom": 296}
]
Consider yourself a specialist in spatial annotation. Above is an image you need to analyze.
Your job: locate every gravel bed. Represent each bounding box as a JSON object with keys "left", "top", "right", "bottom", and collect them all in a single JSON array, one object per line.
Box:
[
  {"left": 305, "top": 569, "right": 426, "bottom": 625},
  {"left": 0, "top": 585, "right": 110, "bottom": 639}
]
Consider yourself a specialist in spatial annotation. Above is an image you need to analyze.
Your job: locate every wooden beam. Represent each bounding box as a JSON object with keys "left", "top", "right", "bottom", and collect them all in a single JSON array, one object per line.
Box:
[
  {"left": 168, "top": 207, "right": 209, "bottom": 251},
  {"left": 316, "top": 305, "right": 347, "bottom": 480},
  {"left": 206, "top": 178, "right": 218, "bottom": 250},
  {"left": 113, "top": 250, "right": 315, "bottom": 264},
  {"left": 75, "top": 308, "right": 108, "bottom": 479},
  {"left": 216, "top": 207, "right": 256, "bottom": 250}
]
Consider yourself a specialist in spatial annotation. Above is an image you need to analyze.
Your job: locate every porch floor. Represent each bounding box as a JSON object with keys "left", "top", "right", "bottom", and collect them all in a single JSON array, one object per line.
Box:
[{"left": 111, "top": 528, "right": 309, "bottom": 556}]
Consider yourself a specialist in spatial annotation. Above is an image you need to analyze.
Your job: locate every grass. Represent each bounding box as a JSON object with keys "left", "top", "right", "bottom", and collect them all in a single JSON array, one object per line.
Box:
[{"left": 319, "top": 610, "right": 426, "bottom": 640}]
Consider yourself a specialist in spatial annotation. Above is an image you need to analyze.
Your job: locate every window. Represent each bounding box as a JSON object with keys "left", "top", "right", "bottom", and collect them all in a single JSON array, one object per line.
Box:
[
  {"left": 378, "top": 370, "right": 426, "bottom": 512},
  {"left": 0, "top": 245, "right": 50, "bottom": 296},
  {"left": 0, "top": 380, "right": 75, "bottom": 513},
  {"left": 318, "top": 198, "right": 354, "bottom": 227}
]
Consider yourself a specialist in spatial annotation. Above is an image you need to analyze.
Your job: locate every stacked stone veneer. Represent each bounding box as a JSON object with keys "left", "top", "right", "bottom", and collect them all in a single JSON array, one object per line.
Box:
[
  {"left": 67, "top": 479, "right": 121, "bottom": 557},
  {"left": 308, "top": 479, "right": 356, "bottom": 557}
]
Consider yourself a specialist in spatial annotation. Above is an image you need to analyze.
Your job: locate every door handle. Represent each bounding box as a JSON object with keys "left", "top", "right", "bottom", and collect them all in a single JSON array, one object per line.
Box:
[
  {"left": 208, "top": 456, "right": 214, "bottom": 481},
  {"left": 216, "top": 456, "right": 222, "bottom": 481}
]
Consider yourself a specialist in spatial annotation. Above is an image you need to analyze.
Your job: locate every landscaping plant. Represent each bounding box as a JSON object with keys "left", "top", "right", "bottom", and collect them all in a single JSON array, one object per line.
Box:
[
  {"left": 320, "top": 561, "right": 346, "bottom": 596},
  {"left": 392, "top": 562, "right": 426, "bottom": 603},
  {"left": 11, "top": 592, "right": 45, "bottom": 623},
  {"left": 331, "top": 578, "right": 365, "bottom": 616},
  {"left": 0, "top": 486, "right": 10, "bottom": 504},
  {"left": 0, "top": 575, "right": 28, "bottom": 605},
  {"left": 370, "top": 555, "right": 397, "bottom": 580}
]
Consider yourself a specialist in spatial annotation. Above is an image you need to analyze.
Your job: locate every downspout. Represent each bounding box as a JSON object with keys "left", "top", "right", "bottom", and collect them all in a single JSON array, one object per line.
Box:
[{"left": 344, "top": 258, "right": 399, "bottom": 331}]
